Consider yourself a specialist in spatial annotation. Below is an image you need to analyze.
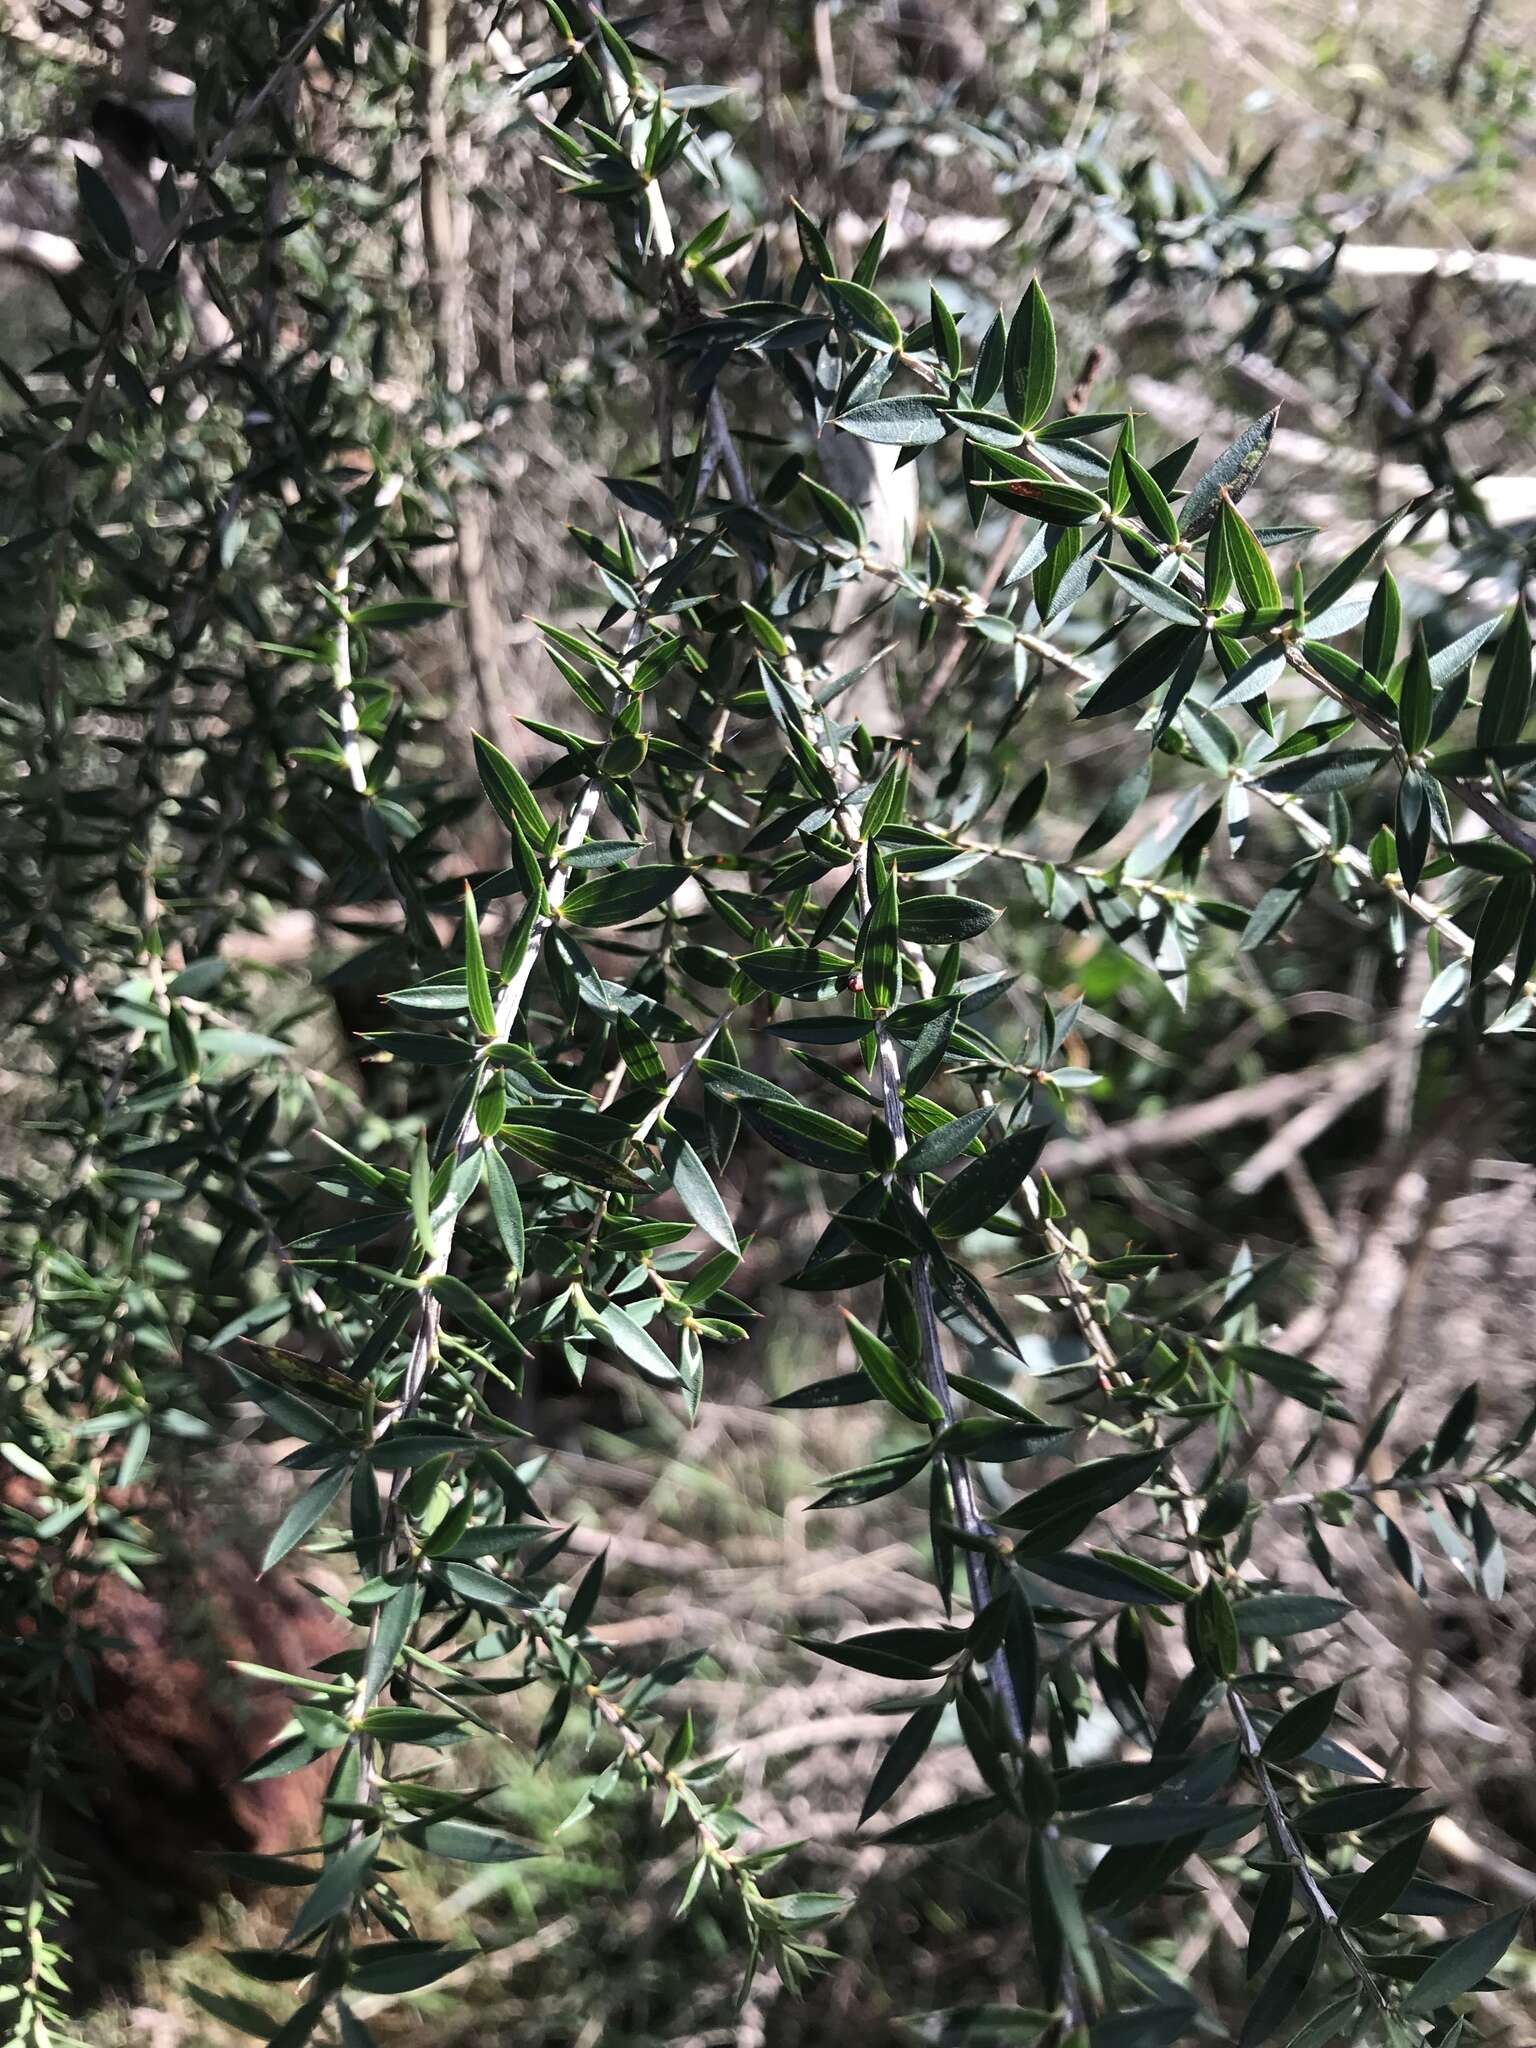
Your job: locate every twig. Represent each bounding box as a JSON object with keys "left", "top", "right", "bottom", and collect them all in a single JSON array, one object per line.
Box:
[
  {"left": 1228, "top": 1046, "right": 1396, "bottom": 1197},
  {"left": 1043, "top": 1051, "right": 1392, "bottom": 1180}
]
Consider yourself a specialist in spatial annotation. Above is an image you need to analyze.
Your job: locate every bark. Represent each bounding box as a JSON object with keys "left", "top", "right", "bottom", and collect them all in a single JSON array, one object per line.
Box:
[{"left": 416, "top": 0, "right": 517, "bottom": 760}]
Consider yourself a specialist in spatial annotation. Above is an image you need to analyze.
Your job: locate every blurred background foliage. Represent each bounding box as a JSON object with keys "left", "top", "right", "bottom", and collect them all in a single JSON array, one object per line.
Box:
[{"left": 4, "top": 0, "right": 1536, "bottom": 2042}]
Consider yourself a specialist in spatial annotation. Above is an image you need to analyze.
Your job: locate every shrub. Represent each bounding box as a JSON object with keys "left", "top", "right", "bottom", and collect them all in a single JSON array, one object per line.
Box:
[{"left": 3, "top": 5, "right": 1535, "bottom": 2046}]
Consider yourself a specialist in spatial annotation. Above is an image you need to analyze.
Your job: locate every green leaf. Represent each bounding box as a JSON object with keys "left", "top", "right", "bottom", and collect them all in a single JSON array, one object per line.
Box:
[
  {"left": 1228, "top": 1344, "right": 1339, "bottom": 1410},
  {"left": 881, "top": 1795, "right": 1005, "bottom": 1845},
  {"left": 930, "top": 289, "right": 962, "bottom": 376},
  {"left": 665, "top": 1134, "right": 739, "bottom": 1254},
  {"left": 835, "top": 395, "right": 949, "bottom": 446},
  {"left": 900, "top": 895, "right": 998, "bottom": 944},
  {"left": 1192, "top": 1580, "right": 1239, "bottom": 1679},
  {"left": 1083, "top": 1550, "right": 1196, "bottom": 1604},
  {"left": 562, "top": 865, "right": 688, "bottom": 927},
  {"left": 792, "top": 199, "right": 836, "bottom": 275},
  {"left": 842, "top": 1310, "right": 938, "bottom": 1424},
  {"left": 1471, "top": 872, "right": 1532, "bottom": 983},
  {"left": 1396, "top": 769, "right": 1431, "bottom": 897},
  {"left": 977, "top": 470, "right": 1103, "bottom": 525},
  {"left": 337, "top": 2006, "right": 378, "bottom": 2048},
  {"left": 944, "top": 406, "right": 1026, "bottom": 450},
  {"left": 862, "top": 863, "right": 903, "bottom": 1011},
  {"left": 1124, "top": 454, "right": 1180, "bottom": 544},
  {"left": 1003, "top": 279, "right": 1057, "bottom": 429},
  {"left": 802, "top": 1625, "right": 965, "bottom": 1680},
  {"left": 1062, "top": 1800, "right": 1261, "bottom": 1847},
  {"left": 1240, "top": 1923, "right": 1322, "bottom": 2048},
  {"left": 436, "top": 1560, "right": 519, "bottom": 1609},
  {"left": 771, "top": 1370, "right": 878, "bottom": 1410},
  {"left": 351, "top": 598, "right": 457, "bottom": 627},
  {"left": 484, "top": 1145, "right": 526, "bottom": 1278},
  {"left": 1362, "top": 567, "right": 1402, "bottom": 680},
  {"left": 973, "top": 310, "right": 1006, "bottom": 406},
  {"left": 1105, "top": 562, "right": 1206, "bottom": 627},
  {"left": 999, "top": 1452, "right": 1165, "bottom": 1539},
  {"left": 286, "top": 1833, "right": 378, "bottom": 1945},
  {"left": 595, "top": 1302, "right": 678, "bottom": 1383},
  {"left": 737, "top": 947, "right": 854, "bottom": 1000},
  {"left": 1341, "top": 1824, "right": 1433, "bottom": 1927},
  {"left": 1260, "top": 1683, "right": 1342, "bottom": 1765},
  {"left": 1216, "top": 492, "right": 1282, "bottom": 612},
  {"left": 348, "top": 1945, "right": 478, "bottom": 1994},
  {"left": 1246, "top": 1868, "right": 1295, "bottom": 1980},
  {"left": 929, "top": 1122, "right": 1048, "bottom": 1237},
  {"left": 410, "top": 1136, "right": 434, "bottom": 1256},
  {"left": 904, "top": 1105, "right": 994, "bottom": 1174},
  {"left": 740, "top": 603, "right": 788, "bottom": 656},
  {"left": 738, "top": 1097, "right": 869, "bottom": 1174},
  {"left": 364, "top": 1578, "right": 419, "bottom": 1705},
  {"left": 861, "top": 754, "right": 908, "bottom": 841},
  {"left": 860, "top": 1701, "right": 944, "bottom": 1823},
  {"left": 399, "top": 1819, "right": 539, "bottom": 1863},
  {"left": 1429, "top": 616, "right": 1502, "bottom": 689},
  {"left": 1400, "top": 630, "right": 1434, "bottom": 755},
  {"left": 1233, "top": 1593, "right": 1351, "bottom": 1639},
  {"left": 823, "top": 276, "right": 904, "bottom": 349},
  {"left": 1178, "top": 408, "right": 1278, "bottom": 539},
  {"left": 1078, "top": 626, "right": 1203, "bottom": 720},
  {"left": 76, "top": 161, "right": 135, "bottom": 262},
  {"left": 1305, "top": 515, "right": 1397, "bottom": 622},
  {"left": 565, "top": 1547, "right": 606, "bottom": 1634},
  {"left": 500, "top": 1110, "right": 649, "bottom": 1190},
  {"left": 1478, "top": 605, "right": 1532, "bottom": 747},
  {"left": 1073, "top": 756, "right": 1152, "bottom": 858},
  {"left": 261, "top": 1465, "right": 348, "bottom": 1575},
  {"left": 1401, "top": 1908, "right": 1524, "bottom": 2014},
  {"left": 462, "top": 884, "right": 497, "bottom": 1037},
  {"left": 1257, "top": 748, "right": 1389, "bottom": 797},
  {"left": 473, "top": 732, "right": 551, "bottom": 850},
  {"left": 810, "top": 1444, "right": 934, "bottom": 1508}
]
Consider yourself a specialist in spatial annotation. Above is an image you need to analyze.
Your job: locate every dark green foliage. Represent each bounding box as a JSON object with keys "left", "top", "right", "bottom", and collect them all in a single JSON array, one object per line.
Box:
[{"left": 3, "top": 4, "right": 1536, "bottom": 2047}]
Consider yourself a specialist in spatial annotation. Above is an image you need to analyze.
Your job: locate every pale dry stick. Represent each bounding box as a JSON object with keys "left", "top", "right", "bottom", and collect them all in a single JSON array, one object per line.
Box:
[
  {"left": 1229, "top": 1045, "right": 1397, "bottom": 1197},
  {"left": 1446, "top": 0, "right": 1496, "bottom": 99},
  {"left": 0, "top": 223, "right": 80, "bottom": 276},
  {"left": 959, "top": 830, "right": 1224, "bottom": 918},
  {"left": 1042, "top": 1055, "right": 1390, "bottom": 1180},
  {"left": 0, "top": 0, "right": 192, "bottom": 91},
  {"left": 728, "top": 1710, "right": 900, "bottom": 1767},
  {"left": 1275, "top": 1147, "right": 1344, "bottom": 1263},
  {"left": 329, "top": 563, "right": 371, "bottom": 801},
  {"left": 416, "top": 0, "right": 514, "bottom": 757}
]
